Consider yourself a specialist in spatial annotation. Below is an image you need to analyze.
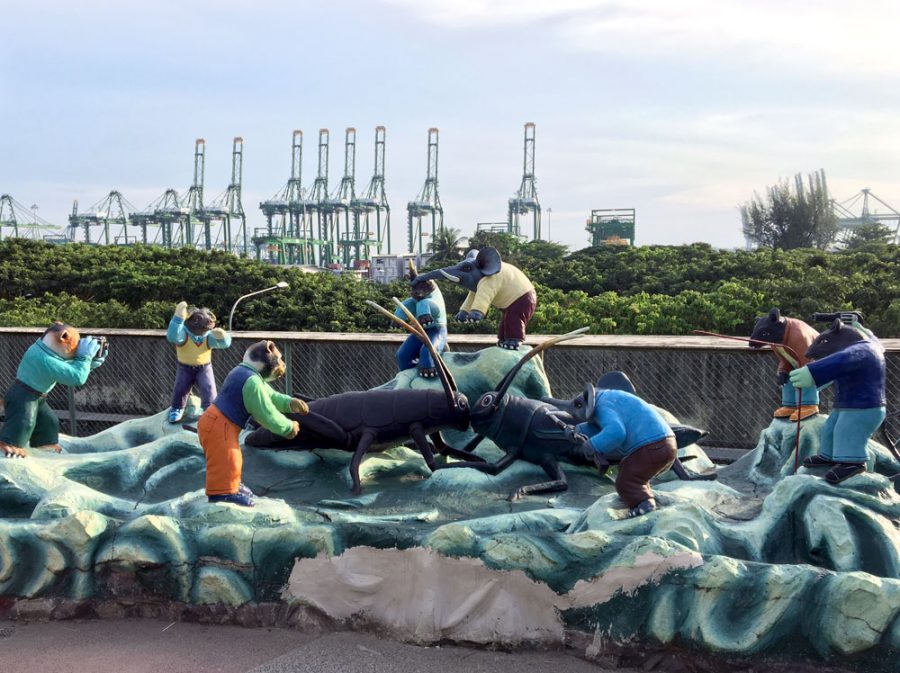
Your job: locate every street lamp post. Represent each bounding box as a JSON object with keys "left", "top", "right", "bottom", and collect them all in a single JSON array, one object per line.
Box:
[
  {"left": 228, "top": 281, "right": 290, "bottom": 331},
  {"left": 546, "top": 208, "right": 551, "bottom": 242}
]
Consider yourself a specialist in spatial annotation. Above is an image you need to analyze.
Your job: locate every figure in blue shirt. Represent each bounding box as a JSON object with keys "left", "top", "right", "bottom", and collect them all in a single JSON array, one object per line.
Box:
[
  {"left": 573, "top": 384, "right": 677, "bottom": 517},
  {"left": 394, "top": 263, "right": 447, "bottom": 379},
  {"left": 790, "top": 318, "right": 886, "bottom": 484}
]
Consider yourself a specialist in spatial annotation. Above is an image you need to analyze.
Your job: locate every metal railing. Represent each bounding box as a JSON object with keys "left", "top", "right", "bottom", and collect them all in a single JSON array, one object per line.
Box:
[{"left": 1, "top": 328, "right": 897, "bottom": 449}]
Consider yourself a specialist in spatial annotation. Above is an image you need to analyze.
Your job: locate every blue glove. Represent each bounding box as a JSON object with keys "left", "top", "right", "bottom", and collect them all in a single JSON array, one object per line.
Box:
[
  {"left": 468, "top": 310, "right": 484, "bottom": 322},
  {"left": 789, "top": 366, "right": 815, "bottom": 389},
  {"left": 90, "top": 356, "right": 105, "bottom": 370},
  {"left": 76, "top": 336, "right": 100, "bottom": 359},
  {"left": 455, "top": 310, "right": 470, "bottom": 322},
  {"left": 417, "top": 313, "right": 434, "bottom": 326}
]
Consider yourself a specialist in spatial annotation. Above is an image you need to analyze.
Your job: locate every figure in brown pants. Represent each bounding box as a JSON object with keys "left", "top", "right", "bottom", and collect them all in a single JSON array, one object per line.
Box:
[{"left": 572, "top": 385, "right": 677, "bottom": 517}]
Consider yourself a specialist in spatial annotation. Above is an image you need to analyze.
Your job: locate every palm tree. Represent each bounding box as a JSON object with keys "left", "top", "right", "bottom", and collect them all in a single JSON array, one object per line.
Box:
[{"left": 427, "top": 226, "right": 465, "bottom": 262}]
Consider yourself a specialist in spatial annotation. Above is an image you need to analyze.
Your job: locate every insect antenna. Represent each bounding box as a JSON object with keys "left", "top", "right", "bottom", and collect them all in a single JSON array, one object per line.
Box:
[
  {"left": 365, "top": 299, "right": 459, "bottom": 410},
  {"left": 391, "top": 297, "right": 459, "bottom": 405},
  {"left": 492, "top": 327, "right": 590, "bottom": 403}
]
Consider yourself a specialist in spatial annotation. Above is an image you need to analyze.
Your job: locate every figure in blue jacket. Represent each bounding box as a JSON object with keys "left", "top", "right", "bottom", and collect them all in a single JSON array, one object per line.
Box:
[
  {"left": 790, "top": 318, "right": 886, "bottom": 484},
  {"left": 574, "top": 385, "right": 677, "bottom": 517},
  {"left": 394, "top": 263, "right": 447, "bottom": 379}
]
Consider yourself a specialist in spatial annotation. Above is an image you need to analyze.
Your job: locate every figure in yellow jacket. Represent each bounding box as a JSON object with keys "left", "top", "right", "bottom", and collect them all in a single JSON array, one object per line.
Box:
[
  {"left": 415, "top": 247, "right": 537, "bottom": 350},
  {"left": 166, "top": 302, "right": 231, "bottom": 423}
]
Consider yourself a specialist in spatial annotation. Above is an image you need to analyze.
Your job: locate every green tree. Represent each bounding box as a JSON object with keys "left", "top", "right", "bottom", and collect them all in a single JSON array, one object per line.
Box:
[
  {"left": 843, "top": 222, "right": 896, "bottom": 249},
  {"left": 427, "top": 226, "right": 465, "bottom": 263},
  {"left": 468, "top": 231, "right": 523, "bottom": 259},
  {"left": 741, "top": 170, "right": 839, "bottom": 250}
]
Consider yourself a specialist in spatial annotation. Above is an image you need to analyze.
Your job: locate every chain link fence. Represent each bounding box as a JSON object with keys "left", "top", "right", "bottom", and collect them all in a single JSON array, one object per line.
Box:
[{"left": 1, "top": 328, "right": 897, "bottom": 450}]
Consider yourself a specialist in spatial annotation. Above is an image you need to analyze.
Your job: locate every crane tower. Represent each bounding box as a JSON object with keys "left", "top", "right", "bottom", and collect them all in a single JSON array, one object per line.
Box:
[
  {"left": 407, "top": 128, "right": 443, "bottom": 254},
  {"left": 351, "top": 125, "right": 391, "bottom": 261},
  {"left": 256, "top": 130, "right": 312, "bottom": 264},
  {"left": 507, "top": 122, "right": 541, "bottom": 240}
]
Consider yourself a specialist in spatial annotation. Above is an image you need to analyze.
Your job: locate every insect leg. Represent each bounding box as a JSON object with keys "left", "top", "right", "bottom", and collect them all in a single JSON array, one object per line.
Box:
[
  {"left": 509, "top": 457, "right": 569, "bottom": 500},
  {"left": 433, "top": 446, "right": 521, "bottom": 475},
  {"left": 349, "top": 429, "right": 377, "bottom": 495}
]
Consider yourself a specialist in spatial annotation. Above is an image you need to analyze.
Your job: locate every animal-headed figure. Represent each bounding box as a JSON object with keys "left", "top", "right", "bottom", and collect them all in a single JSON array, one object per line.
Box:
[
  {"left": 0, "top": 322, "right": 105, "bottom": 458},
  {"left": 416, "top": 247, "right": 537, "bottom": 350},
  {"left": 395, "top": 261, "right": 448, "bottom": 378},
  {"left": 555, "top": 383, "right": 678, "bottom": 517},
  {"left": 789, "top": 317, "right": 886, "bottom": 484},
  {"left": 166, "top": 301, "right": 231, "bottom": 423},
  {"left": 750, "top": 307, "right": 821, "bottom": 422},
  {"left": 198, "top": 340, "right": 308, "bottom": 506}
]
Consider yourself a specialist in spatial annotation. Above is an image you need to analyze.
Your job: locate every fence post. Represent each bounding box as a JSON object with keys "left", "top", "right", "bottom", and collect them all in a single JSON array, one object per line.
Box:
[
  {"left": 283, "top": 341, "right": 292, "bottom": 396},
  {"left": 67, "top": 386, "right": 78, "bottom": 436}
]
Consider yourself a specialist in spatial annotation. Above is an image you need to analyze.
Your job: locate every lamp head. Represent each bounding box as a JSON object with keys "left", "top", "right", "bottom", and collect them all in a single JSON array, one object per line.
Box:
[{"left": 276, "top": 281, "right": 289, "bottom": 289}]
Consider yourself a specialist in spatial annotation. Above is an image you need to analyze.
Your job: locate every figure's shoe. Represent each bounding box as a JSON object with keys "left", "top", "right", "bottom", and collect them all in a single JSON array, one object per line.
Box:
[
  {"left": 208, "top": 492, "right": 254, "bottom": 507},
  {"left": 498, "top": 339, "right": 522, "bottom": 351},
  {"left": 773, "top": 406, "right": 794, "bottom": 419},
  {"left": 168, "top": 407, "right": 185, "bottom": 424},
  {"left": 789, "top": 405, "right": 819, "bottom": 422},
  {"left": 418, "top": 366, "right": 437, "bottom": 378},
  {"left": 802, "top": 454, "right": 834, "bottom": 468},
  {"left": 824, "top": 462, "right": 866, "bottom": 484},
  {"left": 628, "top": 499, "right": 656, "bottom": 518},
  {"left": 238, "top": 482, "right": 254, "bottom": 498}
]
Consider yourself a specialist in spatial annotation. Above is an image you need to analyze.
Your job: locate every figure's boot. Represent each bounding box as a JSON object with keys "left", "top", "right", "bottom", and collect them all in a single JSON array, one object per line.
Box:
[
  {"left": 208, "top": 491, "right": 254, "bottom": 507},
  {"left": 773, "top": 406, "right": 794, "bottom": 419},
  {"left": 802, "top": 454, "right": 834, "bottom": 468},
  {"left": 789, "top": 405, "right": 819, "bottom": 422},
  {"left": 824, "top": 462, "right": 866, "bottom": 484},
  {"left": 238, "top": 483, "right": 254, "bottom": 498},
  {"left": 498, "top": 339, "right": 522, "bottom": 351},
  {"left": 168, "top": 407, "right": 185, "bottom": 424},
  {"left": 628, "top": 499, "right": 657, "bottom": 517}
]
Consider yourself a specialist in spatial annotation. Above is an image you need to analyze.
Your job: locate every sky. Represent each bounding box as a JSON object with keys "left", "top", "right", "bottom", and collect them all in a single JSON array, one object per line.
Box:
[{"left": 2, "top": 0, "right": 899, "bottom": 253}]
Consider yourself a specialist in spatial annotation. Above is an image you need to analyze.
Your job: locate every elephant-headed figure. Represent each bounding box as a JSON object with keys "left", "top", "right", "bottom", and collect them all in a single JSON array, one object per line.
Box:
[{"left": 415, "top": 247, "right": 537, "bottom": 351}]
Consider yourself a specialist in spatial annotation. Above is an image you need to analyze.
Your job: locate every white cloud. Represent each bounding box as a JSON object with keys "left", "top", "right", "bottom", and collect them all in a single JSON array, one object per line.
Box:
[{"left": 382, "top": 0, "right": 900, "bottom": 77}]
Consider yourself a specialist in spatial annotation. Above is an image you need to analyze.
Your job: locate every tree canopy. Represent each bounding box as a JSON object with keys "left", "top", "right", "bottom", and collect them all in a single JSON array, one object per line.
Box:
[{"left": 741, "top": 170, "right": 839, "bottom": 250}]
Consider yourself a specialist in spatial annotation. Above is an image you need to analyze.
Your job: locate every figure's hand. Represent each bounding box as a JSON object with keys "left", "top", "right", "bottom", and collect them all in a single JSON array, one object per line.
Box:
[
  {"left": 417, "top": 313, "right": 434, "bottom": 326},
  {"left": 777, "top": 371, "right": 790, "bottom": 386},
  {"left": 75, "top": 336, "right": 100, "bottom": 359},
  {"left": 789, "top": 366, "right": 816, "bottom": 389},
  {"left": 211, "top": 327, "right": 227, "bottom": 340},
  {"left": 418, "top": 366, "right": 437, "bottom": 378},
  {"left": 468, "top": 310, "right": 484, "bottom": 322},
  {"left": 565, "top": 426, "right": 588, "bottom": 444},
  {"left": 286, "top": 420, "right": 301, "bottom": 439},
  {"left": 290, "top": 398, "right": 309, "bottom": 414},
  {"left": 579, "top": 438, "right": 596, "bottom": 461},
  {"left": 455, "top": 310, "right": 470, "bottom": 322},
  {"left": 175, "top": 301, "right": 189, "bottom": 319},
  {"left": 90, "top": 356, "right": 105, "bottom": 370}
]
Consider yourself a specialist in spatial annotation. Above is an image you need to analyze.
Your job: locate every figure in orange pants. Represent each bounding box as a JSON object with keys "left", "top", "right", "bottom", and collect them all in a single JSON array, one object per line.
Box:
[{"left": 198, "top": 340, "right": 308, "bottom": 506}]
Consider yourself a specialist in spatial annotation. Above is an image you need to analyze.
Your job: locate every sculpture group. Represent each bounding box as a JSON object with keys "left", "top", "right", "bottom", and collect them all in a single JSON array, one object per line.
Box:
[{"left": 0, "top": 246, "right": 892, "bottom": 518}]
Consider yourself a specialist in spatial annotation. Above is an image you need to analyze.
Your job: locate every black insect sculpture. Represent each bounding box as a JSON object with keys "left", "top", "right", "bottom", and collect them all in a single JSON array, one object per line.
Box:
[
  {"left": 433, "top": 352, "right": 715, "bottom": 500},
  {"left": 244, "top": 300, "right": 477, "bottom": 494}
]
